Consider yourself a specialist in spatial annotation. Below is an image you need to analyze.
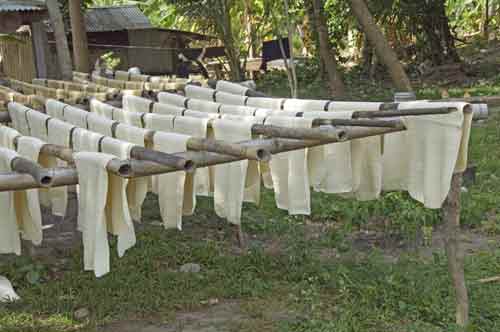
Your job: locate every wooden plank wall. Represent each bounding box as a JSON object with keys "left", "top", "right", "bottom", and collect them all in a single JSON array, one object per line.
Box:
[{"left": 0, "top": 33, "right": 37, "bottom": 82}]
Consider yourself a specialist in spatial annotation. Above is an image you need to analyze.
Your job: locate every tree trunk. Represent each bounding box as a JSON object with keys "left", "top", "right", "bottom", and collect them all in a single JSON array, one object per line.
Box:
[
  {"left": 46, "top": 0, "right": 73, "bottom": 80},
  {"left": 310, "top": 0, "right": 346, "bottom": 98},
  {"left": 243, "top": 0, "right": 257, "bottom": 59},
  {"left": 361, "top": 34, "right": 374, "bottom": 75},
  {"left": 348, "top": 0, "right": 412, "bottom": 92},
  {"left": 218, "top": 0, "right": 243, "bottom": 81},
  {"left": 442, "top": 173, "right": 469, "bottom": 328},
  {"left": 419, "top": 0, "right": 460, "bottom": 65},
  {"left": 69, "top": 0, "right": 90, "bottom": 73},
  {"left": 284, "top": 0, "right": 298, "bottom": 98}
]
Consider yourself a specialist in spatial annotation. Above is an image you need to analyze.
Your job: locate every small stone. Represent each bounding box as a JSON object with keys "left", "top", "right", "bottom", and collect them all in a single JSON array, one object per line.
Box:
[
  {"left": 74, "top": 308, "right": 90, "bottom": 320},
  {"left": 179, "top": 263, "right": 201, "bottom": 273},
  {"left": 208, "top": 298, "right": 219, "bottom": 305}
]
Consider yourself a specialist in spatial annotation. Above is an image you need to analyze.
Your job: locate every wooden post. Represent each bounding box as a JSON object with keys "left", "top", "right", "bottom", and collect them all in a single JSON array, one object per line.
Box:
[
  {"left": 442, "top": 173, "right": 469, "bottom": 328},
  {"left": 30, "top": 21, "right": 50, "bottom": 79},
  {"left": 68, "top": 0, "right": 90, "bottom": 73}
]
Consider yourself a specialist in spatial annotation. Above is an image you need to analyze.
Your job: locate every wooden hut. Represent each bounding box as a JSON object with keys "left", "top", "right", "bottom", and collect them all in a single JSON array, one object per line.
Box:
[
  {"left": 0, "top": 0, "right": 50, "bottom": 81},
  {"left": 48, "top": 5, "right": 220, "bottom": 75}
]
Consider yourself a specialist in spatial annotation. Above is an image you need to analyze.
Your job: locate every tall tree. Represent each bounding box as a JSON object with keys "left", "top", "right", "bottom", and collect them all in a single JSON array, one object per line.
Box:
[
  {"left": 283, "top": 0, "right": 298, "bottom": 98},
  {"left": 348, "top": 0, "right": 412, "bottom": 92},
  {"left": 47, "top": 0, "right": 73, "bottom": 80},
  {"left": 69, "top": 0, "right": 90, "bottom": 73},
  {"left": 417, "top": 0, "right": 459, "bottom": 65},
  {"left": 309, "top": 0, "right": 346, "bottom": 98}
]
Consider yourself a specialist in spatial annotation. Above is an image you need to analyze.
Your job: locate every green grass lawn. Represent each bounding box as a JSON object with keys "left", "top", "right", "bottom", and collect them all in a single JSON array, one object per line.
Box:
[{"left": 1, "top": 85, "right": 500, "bottom": 331}]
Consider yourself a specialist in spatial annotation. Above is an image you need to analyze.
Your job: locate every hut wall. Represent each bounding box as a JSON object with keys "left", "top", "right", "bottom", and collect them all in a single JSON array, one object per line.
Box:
[
  {"left": 0, "top": 33, "right": 36, "bottom": 82},
  {"left": 127, "top": 29, "right": 178, "bottom": 75}
]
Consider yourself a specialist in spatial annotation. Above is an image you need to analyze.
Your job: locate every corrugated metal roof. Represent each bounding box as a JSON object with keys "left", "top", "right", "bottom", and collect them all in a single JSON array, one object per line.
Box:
[
  {"left": 0, "top": 0, "right": 45, "bottom": 12},
  {"left": 84, "top": 5, "right": 152, "bottom": 32}
]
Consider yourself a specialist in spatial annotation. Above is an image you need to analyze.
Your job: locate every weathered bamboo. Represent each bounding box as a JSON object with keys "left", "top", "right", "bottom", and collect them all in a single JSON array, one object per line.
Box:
[
  {"left": 0, "top": 125, "right": 395, "bottom": 191},
  {"left": 0, "top": 107, "right": 196, "bottom": 172},
  {"left": 352, "top": 107, "right": 456, "bottom": 118},
  {"left": 143, "top": 130, "right": 271, "bottom": 161},
  {"left": 188, "top": 137, "right": 271, "bottom": 161},
  {"left": 0, "top": 159, "right": 131, "bottom": 192},
  {"left": 129, "top": 146, "right": 195, "bottom": 172},
  {"left": 0, "top": 168, "right": 74, "bottom": 192},
  {"left": 39, "top": 144, "right": 133, "bottom": 178},
  {"left": 436, "top": 95, "right": 500, "bottom": 107},
  {"left": 40, "top": 144, "right": 74, "bottom": 163},
  {"left": 251, "top": 123, "right": 346, "bottom": 141},
  {"left": 312, "top": 118, "right": 404, "bottom": 128},
  {"left": 10, "top": 156, "right": 54, "bottom": 187}
]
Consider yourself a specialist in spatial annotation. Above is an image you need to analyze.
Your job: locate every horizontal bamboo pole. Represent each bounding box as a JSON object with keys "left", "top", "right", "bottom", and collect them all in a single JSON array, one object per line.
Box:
[
  {"left": 38, "top": 144, "right": 133, "bottom": 178},
  {"left": 143, "top": 128, "right": 271, "bottom": 161},
  {"left": 0, "top": 168, "right": 76, "bottom": 192},
  {"left": 129, "top": 146, "right": 195, "bottom": 172},
  {"left": 1, "top": 106, "right": 196, "bottom": 172},
  {"left": 0, "top": 124, "right": 373, "bottom": 190},
  {"left": 352, "top": 107, "right": 457, "bottom": 118},
  {"left": 0, "top": 159, "right": 131, "bottom": 192},
  {"left": 10, "top": 156, "right": 54, "bottom": 188},
  {"left": 188, "top": 137, "right": 271, "bottom": 162},
  {"left": 312, "top": 118, "right": 404, "bottom": 128},
  {"left": 0, "top": 124, "right": 407, "bottom": 191},
  {"left": 436, "top": 95, "right": 500, "bottom": 107},
  {"left": 251, "top": 123, "right": 342, "bottom": 141}
]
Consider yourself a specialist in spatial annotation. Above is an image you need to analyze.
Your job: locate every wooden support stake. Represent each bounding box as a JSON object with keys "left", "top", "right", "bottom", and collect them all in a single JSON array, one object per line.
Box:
[
  {"left": 442, "top": 173, "right": 469, "bottom": 328},
  {"left": 235, "top": 224, "right": 245, "bottom": 249}
]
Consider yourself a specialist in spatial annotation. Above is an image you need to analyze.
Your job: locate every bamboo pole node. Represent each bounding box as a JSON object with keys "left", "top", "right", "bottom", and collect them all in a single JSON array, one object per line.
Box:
[{"left": 10, "top": 156, "right": 53, "bottom": 188}]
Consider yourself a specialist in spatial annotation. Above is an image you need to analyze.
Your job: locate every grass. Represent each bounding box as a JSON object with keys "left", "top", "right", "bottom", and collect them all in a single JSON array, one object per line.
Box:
[{"left": 2, "top": 77, "right": 500, "bottom": 331}]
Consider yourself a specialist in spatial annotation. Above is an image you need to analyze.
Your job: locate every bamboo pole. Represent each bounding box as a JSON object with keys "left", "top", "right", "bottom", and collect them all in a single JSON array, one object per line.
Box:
[
  {"left": 436, "top": 95, "right": 500, "bottom": 107},
  {"left": 38, "top": 143, "right": 133, "bottom": 178},
  {"left": 352, "top": 107, "right": 456, "bottom": 118},
  {"left": 0, "top": 168, "right": 75, "bottom": 192},
  {"left": 251, "top": 123, "right": 343, "bottom": 141},
  {"left": 312, "top": 118, "right": 404, "bottom": 128},
  {"left": 129, "top": 146, "right": 195, "bottom": 172},
  {"left": 10, "top": 156, "right": 54, "bottom": 187},
  {"left": 187, "top": 137, "right": 271, "bottom": 162},
  {"left": 0, "top": 125, "right": 396, "bottom": 191}
]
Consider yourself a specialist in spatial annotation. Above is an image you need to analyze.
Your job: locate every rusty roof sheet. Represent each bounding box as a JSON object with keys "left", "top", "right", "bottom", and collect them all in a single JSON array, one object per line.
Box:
[
  {"left": 84, "top": 5, "right": 152, "bottom": 32},
  {"left": 0, "top": 0, "right": 45, "bottom": 12}
]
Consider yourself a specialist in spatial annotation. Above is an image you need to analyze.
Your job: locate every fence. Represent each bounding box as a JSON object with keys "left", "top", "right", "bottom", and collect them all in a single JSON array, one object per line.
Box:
[{"left": 0, "top": 33, "right": 36, "bottom": 82}]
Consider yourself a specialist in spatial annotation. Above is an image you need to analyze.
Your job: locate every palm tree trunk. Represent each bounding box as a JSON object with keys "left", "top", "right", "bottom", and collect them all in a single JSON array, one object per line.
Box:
[
  {"left": 46, "top": 0, "right": 73, "bottom": 80},
  {"left": 69, "top": 0, "right": 90, "bottom": 73},
  {"left": 310, "top": 0, "right": 346, "bottom": 98},
  {"left": 348, "top": 0, "right": 412, "bottom": 92}
]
